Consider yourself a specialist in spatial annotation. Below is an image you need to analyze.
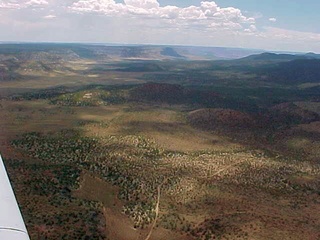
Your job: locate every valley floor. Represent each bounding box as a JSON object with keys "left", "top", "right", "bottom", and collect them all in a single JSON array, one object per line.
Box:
[{"left": 1, "top": 96, "right": 319, "bottom": 240}]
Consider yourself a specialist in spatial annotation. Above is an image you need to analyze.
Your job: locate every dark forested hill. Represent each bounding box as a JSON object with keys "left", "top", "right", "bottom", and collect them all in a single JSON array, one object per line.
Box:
[{"left": 255, "top": 59, "right": 320, "bottom": 84}]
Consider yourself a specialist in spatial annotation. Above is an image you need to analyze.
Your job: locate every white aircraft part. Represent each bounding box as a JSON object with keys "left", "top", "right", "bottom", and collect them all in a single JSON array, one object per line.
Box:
[{"left": 0, "top": 155, "right": 30, "bottom": 240}]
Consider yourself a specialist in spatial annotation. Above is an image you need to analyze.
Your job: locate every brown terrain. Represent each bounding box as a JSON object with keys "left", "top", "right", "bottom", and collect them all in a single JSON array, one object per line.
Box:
[
  {"left": 0, "top": 46, "right": 320, "bottom": 240},
  {"left": 1, "top": 90, "right": 319, "bottom": 240}
]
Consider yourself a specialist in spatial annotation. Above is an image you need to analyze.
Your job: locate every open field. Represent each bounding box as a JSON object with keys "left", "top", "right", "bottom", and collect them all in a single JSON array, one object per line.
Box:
[{"left": 0, "top": 44, "right": 320, "bottom": 240}]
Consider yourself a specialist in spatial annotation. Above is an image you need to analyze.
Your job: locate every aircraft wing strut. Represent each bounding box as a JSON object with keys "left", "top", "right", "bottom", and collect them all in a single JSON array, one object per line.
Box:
[{"left": 0, "top": 155, "right": 30, "bottom": 240}]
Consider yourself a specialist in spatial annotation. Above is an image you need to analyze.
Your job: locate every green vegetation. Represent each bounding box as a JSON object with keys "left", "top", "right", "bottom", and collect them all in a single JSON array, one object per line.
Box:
[
  {"left": 12, "top": 132, "right": 167, "bottom": 228},
  {"left": 6, "top": 159, "right": 106, "bottom": 239}
]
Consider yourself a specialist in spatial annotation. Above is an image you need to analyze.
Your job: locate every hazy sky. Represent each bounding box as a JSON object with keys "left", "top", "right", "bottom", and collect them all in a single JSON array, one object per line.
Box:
[{"left": 0, "top": 0, "right": 319, "bottom": 52}]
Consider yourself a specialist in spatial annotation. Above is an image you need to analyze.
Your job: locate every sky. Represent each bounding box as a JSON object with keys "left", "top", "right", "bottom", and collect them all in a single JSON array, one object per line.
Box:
[{"left": 0, "top": 0, "right": 319, "bottom": 53}]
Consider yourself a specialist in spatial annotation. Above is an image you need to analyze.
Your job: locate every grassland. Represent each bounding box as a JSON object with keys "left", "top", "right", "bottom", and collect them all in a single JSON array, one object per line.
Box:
[{"left": 1, "top": 45, "right": 320, "bottom": 240}]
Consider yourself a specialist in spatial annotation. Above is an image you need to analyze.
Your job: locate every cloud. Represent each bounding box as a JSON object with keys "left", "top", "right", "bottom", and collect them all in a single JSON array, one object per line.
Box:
[
  {"left": 0, "top": 0, "right": 22, "bottom": 9},
  {"left": 0, "top": 0, "right": 319, "bottom": 53},
  {"left": 262, "top": 27, "right": 320, "bottom": 41},
  {"left": 125, "top": 0, "right": 159, "bottom": 9},
  {"left": 244, "top": 24, "right": 257, "bottom": 33},
  {"left": 0, "top": 0, "right": 48, "bottom": 9},
  {"left": 269, "top": 17, "right": 277, "bottom": 22},
  {"left": 26, "top": 0, "right": 48, "bottom": 5},
  {"left": 43, "top": 14, "right": 56, "bottom": 19},
  {"left": 69, "top": 0, "right": 256, "bottom": 32}
]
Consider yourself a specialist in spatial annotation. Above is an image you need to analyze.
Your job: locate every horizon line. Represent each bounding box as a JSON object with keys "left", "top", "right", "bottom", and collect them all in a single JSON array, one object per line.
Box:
[{"left": 0, "top": 41, "right": 316, "bottom": 54}]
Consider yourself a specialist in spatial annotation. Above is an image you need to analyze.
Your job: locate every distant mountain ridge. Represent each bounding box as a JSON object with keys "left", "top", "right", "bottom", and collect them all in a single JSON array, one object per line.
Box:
[
  {"left": 304, "top": 52, "right": 320, "bottom": 59},
  {"left": 0, "top": 43, "right": 264, "bottom": 61},
  {"left": 1, "top": 43, "right": 319, "bottom": 86},
  {"left": 1, "top": 43, "right": 317, "bottom": 61},
  {"left": 240, "top": 52, "right": 318, "bottom": 62}
]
